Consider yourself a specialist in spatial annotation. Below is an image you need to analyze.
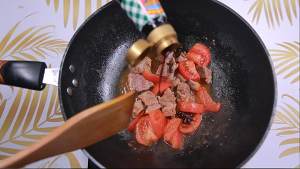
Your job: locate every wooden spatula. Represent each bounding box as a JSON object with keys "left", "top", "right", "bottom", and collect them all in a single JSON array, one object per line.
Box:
[{"left": 0, "top": 92, "right": 135, "bottom": 169}]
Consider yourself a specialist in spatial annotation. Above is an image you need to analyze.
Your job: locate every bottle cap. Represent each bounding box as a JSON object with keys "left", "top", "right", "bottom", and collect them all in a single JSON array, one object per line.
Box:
[
  {"left": 147, "top": 24, "right": 180, "bottom": 54},
  {"left": 127, "top": 39, "right": 152, "bottom": 65}
]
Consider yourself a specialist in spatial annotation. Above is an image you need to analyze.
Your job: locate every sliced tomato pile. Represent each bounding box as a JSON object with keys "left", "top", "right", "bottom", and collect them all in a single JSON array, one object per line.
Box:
[
  {"left": 128, "top": 43, "right": 221, "bottom": 150},
  {"left": 178, "top": 60, "right": 200, "bottom": 81},
  {"left": 196, "top": 87, "right": 221, "bottom": 112},
  {"left": 187, "top": 43, "right": 211, "bottom": 67}
]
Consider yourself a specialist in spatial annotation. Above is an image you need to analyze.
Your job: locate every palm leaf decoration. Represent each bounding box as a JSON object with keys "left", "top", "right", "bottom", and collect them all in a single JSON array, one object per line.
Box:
[
  {"left": 45, "top": 0, "right": 111, "bottom": 30},
  {"left": 248, "top": 0, "right": 300, "bottom": 27},
  {"left": 0, "top": 17, "right": 67, "bottom": 60},
  {"left": 273, "top": 94, "right": 300, "bottom": 168},
  {"left": 270, "top": 41, "right": 300, "bottom": 84}
]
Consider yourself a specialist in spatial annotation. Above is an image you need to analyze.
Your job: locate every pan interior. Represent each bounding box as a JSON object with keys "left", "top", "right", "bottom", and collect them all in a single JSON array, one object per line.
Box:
[{"left": 59, "top": 0, "right": 275, "bottom": 168}]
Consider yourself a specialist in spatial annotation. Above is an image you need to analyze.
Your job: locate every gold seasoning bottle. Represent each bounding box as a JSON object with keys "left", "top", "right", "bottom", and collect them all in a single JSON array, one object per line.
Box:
[{"left": 118, "top": 0, "right": 180, "bottom": 65}]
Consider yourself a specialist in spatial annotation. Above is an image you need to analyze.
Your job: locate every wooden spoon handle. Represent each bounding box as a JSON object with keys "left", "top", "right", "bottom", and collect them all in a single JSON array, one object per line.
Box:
[{"left": 0, "top": 92, "right": 134, "bottom": 168}]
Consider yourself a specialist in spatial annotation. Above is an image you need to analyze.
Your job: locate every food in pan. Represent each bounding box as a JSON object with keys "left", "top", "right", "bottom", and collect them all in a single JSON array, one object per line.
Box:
[{"left": 123, "top": 43, "right": 221, "bottom": 149}]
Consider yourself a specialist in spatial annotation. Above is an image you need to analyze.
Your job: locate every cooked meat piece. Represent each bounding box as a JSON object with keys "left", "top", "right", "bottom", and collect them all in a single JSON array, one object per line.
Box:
[
  {"left": 131, "top": 56, "right": 152, "bottom": 74},
  {"left": 176, "top": 52, "right": 187, "bottom": 62},
  {"left": 162, "top": 52, "right": 178, "bottom": 79},
  {"left": 188, "top": 80, "right": 201, "bottom": 91},
  {"left": 128, "top": 73, "right": 153, "bottom": 92},
  {"left": 146, "top": 103, "right": 162, "bottom": 113},
  {"left": 158, "top": 89, "right": 176, "bottom": 116},
  {"left": 162, "top": 105, "right": 176, "bottom": 117},
  {"left": 198, "top": 66, "right": 212, "bottom": 84},
  {"left": 176, "top": 82, "right": 195, "bottom": 102},
  {"left": 177, "top": 73, "right": 186, "bottom": 82},
  {"left": 155, "top": 64, "right": 163, "bottom": 75},
  {"left": 171, "top": 77, "right": 181, "bottom": 88},
  {"left": 132, "top": 99, "right": 145, "bottom": 118},
  {"left": 138, "top": 91, "right": 159, "bottom": 106}
]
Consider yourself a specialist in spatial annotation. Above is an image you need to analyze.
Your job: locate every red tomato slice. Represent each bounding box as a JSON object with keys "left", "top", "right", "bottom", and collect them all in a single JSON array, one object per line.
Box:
[
  {"left": 170, "top": 130, "right": 184, "bottom": 149},
  {"left": 179, "top": 114, "right": 202, "bottom": 134},
  {"left": 177, "top": 101, "right": 205, "bottom": 114},
  {"left": 143, "top": 71, "right": 160, "bottom": 83},
  {"left": 159, "top": 79, "right": 172, "bottom": 93},
  {"left": 127, "top": 112, "right": 144, "bottom": 132},
  {"left": 136, "top": 116, "right": 159, "bottom": 146},
  {"left": 164, "top": 118, "right": 182, "bottom": 144},
  {"left": 187, "top": 43, "right": 211, "bottom": 67},
  {"left": 151, "top": 84, "right": 160, "bottom": 95},
  {"left": 178, "top": 60, "right": 200, "bottom": 81},
  {"left": 196, "top": 87, "right": 221, "bottom": 112},
  {"left": 149, "top": 110, "right": 166, "bottom": 138}
]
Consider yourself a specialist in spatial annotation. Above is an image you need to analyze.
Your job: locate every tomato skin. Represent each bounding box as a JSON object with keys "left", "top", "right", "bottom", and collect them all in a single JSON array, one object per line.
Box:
[
  {"left": 170, "top": 130, "right": 184, "bottom": 149},
  {"left": 196, "top": 87, "right": 221, "bottom": 112},
  {"left": 177, "top": 101, "right": 205, "bottom": 114},
  {"left": 151, "top": 84, "right": 160, "bottom": 95},
  {"left": 179, "top": 114, "right": 202, "bottom": 134},
  {"left": 143, "top": 71, "right": 160, "bottom": 83},
  {"left": 128, "top": 112, "right": 144, "bottom": 132},
  {"left": 149, "top": 110, "right": 166, "bottom": 138},
  {"left": 136, "top": 116, "right": 158, "bottom": 146},
  {"left": 164, "top": 118, "right": 182, "bottom": 144},
  {"left": 159, "top": 79, "right": 172, "bottom": 93},
  {"left": 178, "top": 61, "right": 200, "bottom": 81},
  {"left": 187, "top": 43, "right": 211, "bottom": 67}
]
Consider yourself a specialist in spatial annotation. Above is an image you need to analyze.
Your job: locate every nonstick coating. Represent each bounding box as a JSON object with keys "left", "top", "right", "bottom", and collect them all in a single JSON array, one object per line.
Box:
[{"left": 59, "top": 0, "right": 275, "bottom": 168}]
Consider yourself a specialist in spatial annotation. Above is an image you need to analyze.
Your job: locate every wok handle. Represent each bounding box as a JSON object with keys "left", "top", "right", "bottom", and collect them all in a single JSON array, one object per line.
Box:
[
  {"left": 0, "top": 92, "right": 134, "bottom": 169},
  {"left": 0, "top": 60, "right": 47, "bottom": 90}
]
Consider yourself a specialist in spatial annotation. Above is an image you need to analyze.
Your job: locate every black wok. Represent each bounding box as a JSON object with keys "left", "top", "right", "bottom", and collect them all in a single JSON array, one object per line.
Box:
[{"left": 0, "top": 0, "right": 276, "bottom": 168}]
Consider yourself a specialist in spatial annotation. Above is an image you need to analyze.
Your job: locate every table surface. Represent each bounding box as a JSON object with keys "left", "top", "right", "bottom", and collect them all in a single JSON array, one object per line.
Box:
[{"left": 0, "top": 0, "right": 299, "bottom": 168}]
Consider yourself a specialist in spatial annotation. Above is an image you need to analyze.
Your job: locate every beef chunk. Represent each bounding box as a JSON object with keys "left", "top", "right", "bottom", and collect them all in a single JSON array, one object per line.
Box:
[
  {"left": 146, "top": 104, "right": 162, "bottom": 113},
  {"left": 176, "top": 82, "right": 195, "bottom": 102},
  {"left": 159, "top": 89, "right": 176, "bottom": 116},
  {"left": 132, "top": 99, "right": 144, "bottom": 118},
  {"left": 138, "top": 91, "right": 159, "bottom": 106},
  {"left": 131, "top": 56, "right": 152, "bottom": 74},
  {"left": 128, "top": 73, "right": 153, "bottom": 92},
  {"left": 198, "top": 66, "right": 212, "bottom": 84},
  {"left": 162, "top": 52, "right": 178, "bottom": 79}
]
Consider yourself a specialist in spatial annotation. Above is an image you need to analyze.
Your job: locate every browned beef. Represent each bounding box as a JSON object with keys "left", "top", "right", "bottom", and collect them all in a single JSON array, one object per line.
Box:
[
  {"left": 128, "top": 73, "right": 153, "bottom": 92},
  {"left": 155, "top": 64, "right": 162, "bottom": 75},
  {"left": 188, "top": 80, "right": 201, "bottom": 91},
  {"left": 146, "top": 103, "right": 162, "bottom": 113},
  {"left": 138, "top": 91, "right": 159, "bottom": 106},
  {"left": 171, "top": 77, "right": 181, "bottom": 88},
  {"left": 162, "top": 52, "right": 178, "bottom": 79},
  {"left": 158, "top": 88, "right": 176, "bottom": 116},
  {"left": 131, "top": 56, "right": 152, "bottom": 74},
  {"left": 176, "top": 82, "right": 195, "bottom": 102},
  {"left": 198, "top": 66, "right": 212, "bottom": 84},
  {"left": 132, "top": 99, "right": 144, "bottom": 118}
]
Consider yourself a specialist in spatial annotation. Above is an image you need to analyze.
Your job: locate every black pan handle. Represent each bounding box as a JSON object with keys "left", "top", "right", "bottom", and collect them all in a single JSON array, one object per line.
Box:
[{"left": 0, "top": 60, "right": 47, "bottom": 90}]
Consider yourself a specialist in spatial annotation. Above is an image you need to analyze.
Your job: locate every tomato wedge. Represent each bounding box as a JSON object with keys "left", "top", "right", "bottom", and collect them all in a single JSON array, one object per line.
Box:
[
  {"left": 196, "top": 87, "right": 221, "bottom": 112},
  {"left": 143, "top": 71, "right": 160, "bottom": 83},
  {"left": 128, "top": 111, "right": 144, "bottom": 132},
  {"left": 149, "top": 110, "right": 166, "bottom": 138},
  {"left": 136, "top": 116, "right": 158, "bottom": 146},
  {"left": 159, "top": 79, "right": 172, "bottom": 93},
  {"left": 178, "top": 60, "right": 200, "bottom": 81},
  {"left": 179, "top": 114, "right": 202, "bottom": 134},
  {"left": 170, "top": 130, "right": 184, "bottom": 149},
  {"left": 151, "top": 84, "right": 160, "bottom": 95},
  {"left": 177, "top": 101, "right": 205, "bottom": 114},
  {"left": 187, "top": 43, "right": 211, "bottom": 67},
  {"left": 164, "top": 118, "right": 182, "bottom": 144}
]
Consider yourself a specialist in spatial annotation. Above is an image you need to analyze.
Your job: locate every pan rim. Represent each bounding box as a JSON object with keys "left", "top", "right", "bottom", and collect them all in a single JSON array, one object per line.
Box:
[{"left": 58, "top": 0, "right": 278, "bottom": 168}]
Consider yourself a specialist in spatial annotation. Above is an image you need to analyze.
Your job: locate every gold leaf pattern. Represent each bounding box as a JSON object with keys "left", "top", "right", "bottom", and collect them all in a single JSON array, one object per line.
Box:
[
  {"left": 45, "top": 0, "right": 110, "bottom": 30},
  {"left": 248, "top": 0, "right": 300, "bottom": 27},
  {"left": 0, "top": 17, "right": 68, "bottom": 60},
  {"left": 270, "top": 41, "right": 300, "bottom": 84},
  {"left": 273, "top": 94, "right": 300, "bottom": 167}
]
